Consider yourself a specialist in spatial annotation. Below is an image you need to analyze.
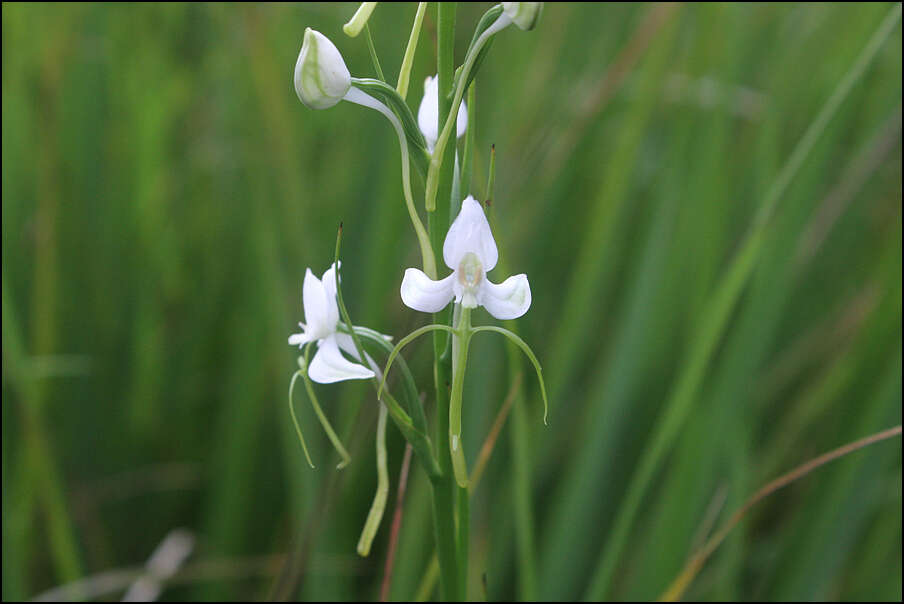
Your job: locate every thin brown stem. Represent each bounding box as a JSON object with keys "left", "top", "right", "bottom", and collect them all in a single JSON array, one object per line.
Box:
[
  {"left": 470, "top": 372, "right": 522, "bottom": 490},
  {"left": 380, "top": 443, "right": 414, "bottom": 602},
  {"left": 659, "top": 425, "right": 903, "bottom": 601}
]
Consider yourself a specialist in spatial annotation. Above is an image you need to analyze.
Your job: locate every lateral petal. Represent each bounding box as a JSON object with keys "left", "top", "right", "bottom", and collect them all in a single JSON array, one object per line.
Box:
[
  {"left": 400, "top": 268, "right": 456, "bottom": 313},
  {"left": 480, "top": 273, "right": 531, "bottom": 320}
]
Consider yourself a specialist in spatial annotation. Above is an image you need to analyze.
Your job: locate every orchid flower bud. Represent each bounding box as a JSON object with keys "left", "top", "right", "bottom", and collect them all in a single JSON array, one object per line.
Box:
[
  {"left": 502, "top": 2, "right": 544, "bottom": 31},
  {"left": 294, "top": 28, "right": 351, "bottom": 110},
  {"left": 417, "top": 75, "right": 467, "bottom": 153}
]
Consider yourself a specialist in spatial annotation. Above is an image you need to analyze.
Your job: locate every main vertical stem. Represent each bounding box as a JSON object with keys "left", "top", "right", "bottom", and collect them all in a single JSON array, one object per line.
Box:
[{"left": 429, "top": 3, "right": 461, "bottom": 601}]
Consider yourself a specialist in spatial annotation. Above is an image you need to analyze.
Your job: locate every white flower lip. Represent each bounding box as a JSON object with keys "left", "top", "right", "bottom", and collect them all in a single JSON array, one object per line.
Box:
[
  {"left": 400, "top": 196, "right": 532, "bottom": 320},
  {"left": 417, "top": 75, "right": 468, "bottom": 152},
  {"left": 294, "top": 28, "right": 352, "bottom": 110},
  {"left": 288, "top": 263, "right": 376, "bottom": 383}
]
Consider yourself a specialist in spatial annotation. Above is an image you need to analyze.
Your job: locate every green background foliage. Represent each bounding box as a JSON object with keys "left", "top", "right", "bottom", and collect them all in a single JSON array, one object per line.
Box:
[{"left": 2, "top": 2, "right": 901, "bottom": 601}]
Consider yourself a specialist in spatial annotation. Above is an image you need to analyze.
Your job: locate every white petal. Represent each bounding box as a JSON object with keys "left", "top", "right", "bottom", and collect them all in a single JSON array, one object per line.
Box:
[
  {"left": 307, "top": 335, "right": 375, "bottom": 383},
  {"left": 288, "top": 332, "right": 311, "bottom": 347},
  {"left": 417, "top": 75, "right": 468, "bottom": 152},
  {"left": 456, "top": 102, "right": 468, "bottom": 140},
  {"left": 334, "top": 332, "right": 362, "bottom": 361},
  {"left": 320, "top": 263, "right": 341, "bottom": 327},
  {"left": 334, "top": 332, "right": 382, "bottom": 378},
  {"left": 302, "top": 268, "right": 330, "bottom": 336},
  {"left": 417, "top": 76, "right": 439, "bottom": 149},
  {"left": 479, "top": 274, "right": 531, "bottom": 320},
  {"left": 400, "top": 268, "right": 456, "bottom": 313},
  {"left": 443, "top": 196, "right": 498, "bottom": 271}
]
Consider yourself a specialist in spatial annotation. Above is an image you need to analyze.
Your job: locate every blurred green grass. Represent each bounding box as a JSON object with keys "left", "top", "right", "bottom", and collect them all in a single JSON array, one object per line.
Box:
[{"left": 2, "top": 2, "right": 901, "bottom": 601}]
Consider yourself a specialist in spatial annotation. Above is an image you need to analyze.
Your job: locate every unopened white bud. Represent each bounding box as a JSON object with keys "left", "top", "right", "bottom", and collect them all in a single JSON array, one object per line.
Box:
[
  {"left": 294, "top": 28, "right": 351, "bottom": 110},
  {"left": 502, "top": 2, "right": 543, "bottom": 31}
]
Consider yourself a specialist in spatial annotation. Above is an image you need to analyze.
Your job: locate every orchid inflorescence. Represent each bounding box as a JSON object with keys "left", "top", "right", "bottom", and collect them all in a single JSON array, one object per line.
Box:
[{"left": 285, "top": 2, "right": 546, "bottom": 593}]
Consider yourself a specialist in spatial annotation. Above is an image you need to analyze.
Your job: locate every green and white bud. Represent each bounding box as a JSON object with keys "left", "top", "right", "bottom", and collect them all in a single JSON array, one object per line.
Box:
[
  {"left": 294, "top": 28, "right": 351, "bottom": 110},
  {"left": 502, "top": 2, "right": 543, "bottom": 31}
]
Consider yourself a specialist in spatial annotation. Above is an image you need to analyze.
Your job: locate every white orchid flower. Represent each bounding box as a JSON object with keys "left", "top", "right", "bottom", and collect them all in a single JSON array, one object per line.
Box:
[
  {"left": 288, "top": 263, "right": 377, "bottom": 383},
  {"left": 401, "top": 196, "right": 531, "bottom": 320},
  {"left": 417, "top": 75, "right": 467, "bottom": 153}
]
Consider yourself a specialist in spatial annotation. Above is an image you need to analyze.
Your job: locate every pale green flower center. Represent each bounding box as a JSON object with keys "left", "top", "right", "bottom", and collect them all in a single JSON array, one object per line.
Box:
[{"left": 458, "top": 252, "right": 483, "bottom": 308}]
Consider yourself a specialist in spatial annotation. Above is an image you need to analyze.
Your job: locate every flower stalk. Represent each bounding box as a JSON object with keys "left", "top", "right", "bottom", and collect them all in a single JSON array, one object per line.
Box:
[
  {"left": 449, "top": 306, "right": 472, "bottom": 487},
  {"left": 289, "top": 6, "right": 546, "bottom": 600},
  {"left": 424, "top": 9, "right": 510, "bottom": 212},
  {"left": 356, "top": 403, "right": 389, "bottom": 556},
  {"left": 343, "top": 86, "right": 437, "bottom": 278},
  {"left": 427, "top": 5, "right": 462, "bottom": 599}
]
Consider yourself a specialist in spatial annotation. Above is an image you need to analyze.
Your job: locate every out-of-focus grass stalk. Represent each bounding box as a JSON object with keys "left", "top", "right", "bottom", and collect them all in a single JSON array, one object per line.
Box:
[
  {"left": 539, "top": 13, "right": 681, "bottom": 597},
  {"left": 661, "top": 423, "right": 903, "bottom": 601},
  {"left": 585, "top": 5, "right": 903, "bottom": 598},
  {"left": 5, "top": 22, "right": 84, "bottom": 585},
  {"left": 3, "top": 279, "right": 83, "bottom": 589},
  {"left": 487, "top": 160, "right": 539, "bottom": 599}
]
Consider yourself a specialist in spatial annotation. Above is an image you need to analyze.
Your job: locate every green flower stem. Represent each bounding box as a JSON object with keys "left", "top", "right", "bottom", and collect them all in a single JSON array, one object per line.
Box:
[
  {"left": 471, "top": 326, "right": 548, "bottom": 424},
  {"left": 379, "top": 388, "right": 439, "bottom": 480},
  {"left": 428, "top": 4, "right": 462, "bottom": 600},
  {"left": 424, "top": 10, "right": 509, "bottom": 212},
  {"left": 449, "top": 306, "right": 473, "bottom": 488},
  {"left": 396, "top": 2, "right": 427, "bottom": 99},
  {"left": 356, "top": 403, "right": 389, "bottom": 556},
  {"left": 349, "top": 324, "right": 428, "bottom": 436},
  {"left": 299, "top": 347, "right": 351, "bottom": 469},
  {"left": 364, "top": 24, "right": 384, "bottom": 80},
  {"left": 332, "top": 237, "right": 440, "bottom": 478},
  {"left": 378, "top": 324, "right": 457, "bottom": 399},
  {"left": 288, "top": 370, "right": 315, "bottom": 469},
  {"left": 456, "top": 483, "right": 470, "bottom": 596},
  {"left": 344, "top": 86, "right": 437, "bottom": 278},
  {"left": 460, "top": 84, "right": 476, "bottom": 198}
]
